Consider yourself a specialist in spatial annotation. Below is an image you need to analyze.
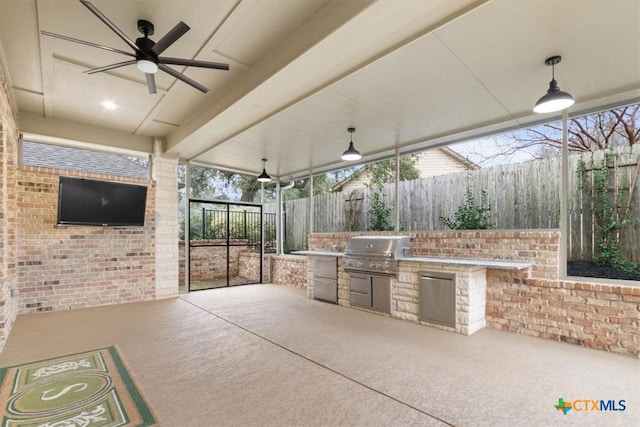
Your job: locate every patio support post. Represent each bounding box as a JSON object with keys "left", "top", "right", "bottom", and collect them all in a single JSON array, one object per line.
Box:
[
  {"left": 395, "top": 147, "right": 400, "bottom": 231},
  {"left": 185, "top": 162, "right": 191, "bottom": 292},
  {"left": 559, "top": 109, "right": 569, "bottom": 278},
  {"left": 276, "top": 181, "right": 282, "bottom": 255},
  {"left": 261, "top": 181, "right": 265, "bottom": 274},
  {"left": 309, "top": 171, "right": 314, "bottom": 234}
]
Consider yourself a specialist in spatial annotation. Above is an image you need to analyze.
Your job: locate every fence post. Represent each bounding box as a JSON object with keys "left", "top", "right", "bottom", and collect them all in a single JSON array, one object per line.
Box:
[
  {"left": 243, "top": 210, "right": 247, "bottom": 239},
  {"left": 201, "top": 207, "right": 206, "bottom": 240}
]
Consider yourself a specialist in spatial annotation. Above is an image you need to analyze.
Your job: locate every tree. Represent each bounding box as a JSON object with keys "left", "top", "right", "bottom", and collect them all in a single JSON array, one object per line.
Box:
[
  {"left": 506, "top": 104, "right": 639, "bottom": 159},
  {"left": 364, "top": 154, "right": 421, "bottom": 184},
  {"left": 512, "top": 104, "right": 639, "bottom": 153},
  {"left": 282, "top": 169, "right": 356, "bottom": 200},
  {"left": 453, "top": 103, "right": 639, "bottom": 166}
]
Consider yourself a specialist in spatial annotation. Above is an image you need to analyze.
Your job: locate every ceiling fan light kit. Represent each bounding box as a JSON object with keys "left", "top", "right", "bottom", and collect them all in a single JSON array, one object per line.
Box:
[
  {"left": 533, "top": 55, "right": 575, "bottom": 113},
  {"left": 136, "top": 59, "right": 158, "bottom": 74},
  {"left": 41, "top": 0, "right": 229, "bottom": 94},
  {"left": 341, "top": 127, "right": 361, "bottom": 161}
]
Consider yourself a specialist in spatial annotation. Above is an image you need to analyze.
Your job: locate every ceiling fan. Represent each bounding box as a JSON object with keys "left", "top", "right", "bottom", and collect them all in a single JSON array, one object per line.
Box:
[{"left": 41, "top": 0, "right": 229, "bottom": 94}]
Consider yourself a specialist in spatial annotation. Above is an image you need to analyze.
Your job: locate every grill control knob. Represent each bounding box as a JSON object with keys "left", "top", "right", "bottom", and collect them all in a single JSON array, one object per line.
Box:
[
  {"left": 345, "top": 260, "right": 352, "bottom": 266},
  {"left": 369, "top": 262, "right": 375, "bottom": 268},
  {"left": 382, "top": 263, "right": 389, "bottom": 269},
  {"left": 357, "top": 261, "right": 363, "bottom": 267}
]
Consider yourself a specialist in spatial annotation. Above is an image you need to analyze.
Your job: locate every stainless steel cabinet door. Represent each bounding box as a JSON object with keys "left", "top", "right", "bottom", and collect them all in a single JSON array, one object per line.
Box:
[
  {"left": 313, "top": 278, "right": 337, "bottom": 303},
  {"left": 419, "top": 273, "right": 455, "bottom": 327},
  {"left": 313, "top": 257, "right": 337, "bottom": 279},
  {"left": 371, "top": 275, "right": 390, "bottom": 314},
  {"left": 350, "top": 274, "right": 371, "bottom": 308}
]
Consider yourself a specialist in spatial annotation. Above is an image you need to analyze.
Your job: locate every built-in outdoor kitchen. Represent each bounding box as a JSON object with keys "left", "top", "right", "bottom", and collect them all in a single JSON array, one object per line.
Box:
[
  {"left": 294, "top": 233, "right": 533, "bottom": 336},
  {"left": 278, "top": 229, "right": 638, "bottom": 357}
]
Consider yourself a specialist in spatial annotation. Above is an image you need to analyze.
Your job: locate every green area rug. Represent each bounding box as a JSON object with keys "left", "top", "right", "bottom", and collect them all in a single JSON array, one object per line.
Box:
[{"left": 0, "top": 346, "right": 157, "bottom": 426}]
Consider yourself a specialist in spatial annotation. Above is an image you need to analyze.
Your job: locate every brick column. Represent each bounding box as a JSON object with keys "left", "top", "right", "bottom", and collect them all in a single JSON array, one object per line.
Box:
[{"left": 151, "top": 139, "right": 179, "bottom": 298}]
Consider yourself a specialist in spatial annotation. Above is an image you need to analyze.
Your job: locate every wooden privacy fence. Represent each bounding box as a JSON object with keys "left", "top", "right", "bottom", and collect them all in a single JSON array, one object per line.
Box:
[{"left": 266, "top": 147, "right": 639, "bottom": 262}]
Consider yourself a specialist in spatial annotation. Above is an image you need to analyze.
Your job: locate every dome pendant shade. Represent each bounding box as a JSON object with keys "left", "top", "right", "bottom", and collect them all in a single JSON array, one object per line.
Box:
[
  {"left": 257, "top": 168, "right": 271, "bottom": 182},
  {"left": 257, "top": 158, "right": 271, "bottom": 182},
  {"left": 341, "top": 142, "right": 361, "bottom": 161},
  {"left": 341, "top": 127, "right": 361, "bottom": 161},
  {"left": 533, "top": 79, "right": 574, "bottom": 113},
  {"left": 533, "top": 55, "right": 574, "bottom": 114}
]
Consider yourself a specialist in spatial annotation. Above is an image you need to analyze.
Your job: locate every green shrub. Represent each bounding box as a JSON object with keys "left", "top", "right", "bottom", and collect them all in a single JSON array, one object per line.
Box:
[{"left": 440, "top": 181, "right": 493, "bottom": 230}]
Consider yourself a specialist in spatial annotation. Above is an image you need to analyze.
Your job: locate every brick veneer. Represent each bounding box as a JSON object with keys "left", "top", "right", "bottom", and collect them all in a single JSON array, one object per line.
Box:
[
  {"left": 302, "top": 231, "right": 639, "bottom": 358},
  {"left": 239, "top": 252, "right": 262, "bottom": 283},
  {"left": 0, "top": 59, "right": 19, "bottom": 352},
  {"left": 269, "top": 255, "right": 307, "bottom": 289},
  {"left": 179, "top": 241, "right": 256, "bottom": 281},
  {"left": 486, "top": 274, "right": 640, "bottom": 358},
  {"left": 16, "top": 167, "right": 157, "bottom": 313}
]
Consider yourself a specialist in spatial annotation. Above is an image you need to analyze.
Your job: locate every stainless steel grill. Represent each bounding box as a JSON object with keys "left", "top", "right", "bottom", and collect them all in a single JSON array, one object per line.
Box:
[{"left": 343, "top": 236, "right": 411, "bottom": 275}]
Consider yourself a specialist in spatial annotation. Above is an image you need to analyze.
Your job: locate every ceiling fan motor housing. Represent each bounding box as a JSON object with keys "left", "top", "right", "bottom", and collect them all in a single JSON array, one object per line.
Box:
[
  {"left": 135, "top": 37, "right": 157, "bottom": 62},
  {"left": 135, "top": 20, "right": 157, "bottom": 62}
]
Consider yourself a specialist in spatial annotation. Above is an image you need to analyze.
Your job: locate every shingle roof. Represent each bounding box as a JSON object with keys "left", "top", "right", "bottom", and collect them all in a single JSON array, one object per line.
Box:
[{"left": 22, "top": 141, "right": 149, "bottom": 179}]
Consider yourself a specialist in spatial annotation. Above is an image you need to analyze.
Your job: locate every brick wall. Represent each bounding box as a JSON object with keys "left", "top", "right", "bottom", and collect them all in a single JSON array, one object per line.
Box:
[
  {"left": 179, "top": 241, "right": 255, "bottom": 281},
  {"left": 239, "top": 252, "right": 262, "bottom": 283},
  {"left": 0, "top": 57, "right": 19, "bottom": 353},
  {"left": 16, "top": 167, "right": 157, "bottom": 313},
  {"left": 411, "top": 230, "right": 560, "bottom": 280},
  {"left": 486, "top": 274, "right": 640, "bottom": 358},
  {"left": 270, "top": 255, "right": 307, "bottom": 289}
]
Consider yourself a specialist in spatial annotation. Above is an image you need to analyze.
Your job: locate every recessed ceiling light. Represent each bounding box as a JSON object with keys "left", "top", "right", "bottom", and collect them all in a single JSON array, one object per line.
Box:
[{"left": 101, "top": 100, "right": 117, "bottom": 110}]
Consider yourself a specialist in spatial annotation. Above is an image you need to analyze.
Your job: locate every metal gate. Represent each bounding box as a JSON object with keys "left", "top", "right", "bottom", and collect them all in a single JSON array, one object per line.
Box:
[{"left": 186, "top": 199, "right": 267, "bottom": 291}]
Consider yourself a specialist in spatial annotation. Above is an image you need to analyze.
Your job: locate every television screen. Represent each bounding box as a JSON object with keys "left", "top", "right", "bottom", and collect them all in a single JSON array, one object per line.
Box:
[{"left": 57, "top": 177, "right": 147, "bottom": 226}]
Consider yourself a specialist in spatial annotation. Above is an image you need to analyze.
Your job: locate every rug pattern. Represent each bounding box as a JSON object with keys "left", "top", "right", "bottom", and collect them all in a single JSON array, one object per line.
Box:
[{"left": 0, "top": 346, "right": 156, "bottom": 426}]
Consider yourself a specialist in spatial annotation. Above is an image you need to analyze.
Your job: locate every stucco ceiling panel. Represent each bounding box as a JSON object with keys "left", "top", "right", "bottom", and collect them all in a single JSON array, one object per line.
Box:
[
  {"left": 0, "top": 0, "right": 43, "bottom": 92},
  {"left": 435, "top": 0, "right": 640, "bottom": 116},
  {"left": 12, "top": 90, "right": 44, "bottom": 116},
  {"left": 51, "top": 60, "right": 161, "bottom": 133},
  {"left": 211, "top": 0, "right": 328, "bottom": 66}
]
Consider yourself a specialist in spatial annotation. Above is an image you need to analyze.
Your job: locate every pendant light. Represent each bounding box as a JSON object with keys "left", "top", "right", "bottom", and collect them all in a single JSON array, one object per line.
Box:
[
  {"left": 341, "top": 127, "right": 361, "bottom": 161},
  {"left": 533, "top": 56, "right": 575, "bottom": 114},
  {"left": 257, "top": 158, "right": 271, "bottom": 182}
]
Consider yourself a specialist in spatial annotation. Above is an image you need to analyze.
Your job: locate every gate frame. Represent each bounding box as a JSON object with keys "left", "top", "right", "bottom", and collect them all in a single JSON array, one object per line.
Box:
[{"left": 186, "top": 198, "right": 264, "bottom": 291}]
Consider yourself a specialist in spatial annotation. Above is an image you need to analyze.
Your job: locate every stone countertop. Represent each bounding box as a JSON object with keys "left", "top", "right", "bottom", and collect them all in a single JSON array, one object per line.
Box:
[
  {"left": 290, "top": 250, "right": 345, "bottom": 257},
  {"left": 291, "top": 252, "right": 531, "bottom": 270},
  {"left": 397, "top": 256, "right": 532, "bottom": 270}
]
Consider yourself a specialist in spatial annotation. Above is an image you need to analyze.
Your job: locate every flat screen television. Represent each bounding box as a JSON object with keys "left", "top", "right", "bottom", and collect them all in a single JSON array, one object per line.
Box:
[{"left": 57, "top": 176, "right": 147, "bottom": 226}]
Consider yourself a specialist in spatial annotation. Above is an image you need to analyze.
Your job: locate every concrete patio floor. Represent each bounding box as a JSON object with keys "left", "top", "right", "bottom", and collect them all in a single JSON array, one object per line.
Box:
[{"left": 1, "top": 284, "right": 637, "bottom": 426}]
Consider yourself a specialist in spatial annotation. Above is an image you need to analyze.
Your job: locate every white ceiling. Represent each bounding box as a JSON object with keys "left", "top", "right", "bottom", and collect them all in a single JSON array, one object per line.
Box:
[{"left": 1, "top": 0, "right": 639, "bottom": 180}]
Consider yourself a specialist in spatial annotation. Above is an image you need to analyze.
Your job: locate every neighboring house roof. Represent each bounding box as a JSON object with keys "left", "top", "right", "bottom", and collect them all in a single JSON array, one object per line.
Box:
[
  {"left": 331, "top": 147, "right": 478, "bottom": 192},
  {"left": 21, "top": 141, "right": 149, "bottom": 179},
  {"left": 440, "top": 147, "right": 480, "bottom": 170}
]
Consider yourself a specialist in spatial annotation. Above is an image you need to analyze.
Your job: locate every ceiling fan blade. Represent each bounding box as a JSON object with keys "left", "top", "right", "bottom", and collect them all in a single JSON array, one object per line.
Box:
[
  {"left": 85, "top": 60, "right": 136, "bottom": 74},
  {"left": 146, "top": 73, "right": 157, "bottom": 94},
  {"left": 159, "top": 57, "right": 229, "bottom": 70},
  {"left": 79, "top": 0, "right": 140, "bottom": 53},
  {"left": 158, "top": 64, "right": 208, "bottom": 93},
  {"left": 41, "top": 31, "right": 135, "bottom": 58},
  {"left": 152, "top": 22, "right": 190, "bottom": 55}
]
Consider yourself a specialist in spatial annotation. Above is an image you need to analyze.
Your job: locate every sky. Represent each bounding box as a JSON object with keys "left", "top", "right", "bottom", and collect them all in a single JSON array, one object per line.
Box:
[{"left": 450, "top": 137, "right": 542, "bottom": 168}]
